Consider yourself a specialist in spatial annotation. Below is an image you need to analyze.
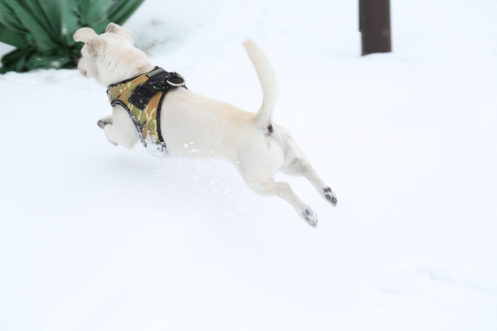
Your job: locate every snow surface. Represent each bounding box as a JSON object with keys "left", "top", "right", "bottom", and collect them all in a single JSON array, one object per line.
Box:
[{"left": 1, "top": 0, "right": 496, "bottom": 330}]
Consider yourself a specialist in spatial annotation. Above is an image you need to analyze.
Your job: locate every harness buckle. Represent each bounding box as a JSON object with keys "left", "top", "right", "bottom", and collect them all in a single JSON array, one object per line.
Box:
[{"left": 146, "top": 67, "right": 165, "bottom": 78}]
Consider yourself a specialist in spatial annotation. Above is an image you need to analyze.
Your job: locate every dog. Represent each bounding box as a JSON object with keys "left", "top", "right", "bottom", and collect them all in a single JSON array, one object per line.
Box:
[{"left": 74, "top": 23, "right": 337, "bottom": 227}]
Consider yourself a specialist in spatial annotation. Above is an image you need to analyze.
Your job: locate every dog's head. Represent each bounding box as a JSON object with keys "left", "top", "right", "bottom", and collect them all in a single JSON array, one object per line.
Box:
[{"left": 73, "top": 23, "right": 152, "bottom": 87}]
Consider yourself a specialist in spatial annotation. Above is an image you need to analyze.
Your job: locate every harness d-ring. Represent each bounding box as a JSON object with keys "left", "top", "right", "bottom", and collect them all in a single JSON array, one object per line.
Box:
[{"left": 167, "top": 73, "right": 186, "bottom": 87}]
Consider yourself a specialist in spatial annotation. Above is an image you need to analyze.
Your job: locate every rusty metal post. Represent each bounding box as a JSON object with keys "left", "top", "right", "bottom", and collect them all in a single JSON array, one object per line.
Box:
[{"left": 359, "top": 0, "right": 392, "bottom": 56}]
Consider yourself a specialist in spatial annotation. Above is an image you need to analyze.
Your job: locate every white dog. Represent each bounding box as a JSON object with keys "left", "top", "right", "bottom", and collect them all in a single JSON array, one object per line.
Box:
[{"left": 74, "top": 23, "right": 337, "bottom": 227}]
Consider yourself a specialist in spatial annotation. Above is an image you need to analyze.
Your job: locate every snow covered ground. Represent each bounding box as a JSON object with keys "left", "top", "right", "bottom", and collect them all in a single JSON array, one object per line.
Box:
[{"left": 1, "top": 0, "right": 496, "bottom": 330}]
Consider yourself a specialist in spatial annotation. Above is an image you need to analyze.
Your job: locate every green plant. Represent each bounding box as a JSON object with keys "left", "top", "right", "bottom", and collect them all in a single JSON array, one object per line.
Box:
[{"left": 0, "top": 0, "right": 144, "bottom": 73}]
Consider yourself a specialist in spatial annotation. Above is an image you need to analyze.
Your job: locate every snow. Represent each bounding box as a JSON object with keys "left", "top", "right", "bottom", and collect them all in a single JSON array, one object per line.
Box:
[{"left": 1, "top": 0, "right": 496, "bottom": 330}]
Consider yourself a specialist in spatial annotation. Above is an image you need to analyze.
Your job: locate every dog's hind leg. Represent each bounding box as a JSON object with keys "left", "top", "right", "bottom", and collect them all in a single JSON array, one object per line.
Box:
[
  {"left": 236, "top": 134, "right": 318, "bottom": 226},
  {"left": 244, "top": 178, "right": 318, "bottom": 227},
  {"left": 282, "top": 158, "right": 337, "bottom": 206},
  {"left": 276, "top": 128, "right": 337, "bottom": 206}
]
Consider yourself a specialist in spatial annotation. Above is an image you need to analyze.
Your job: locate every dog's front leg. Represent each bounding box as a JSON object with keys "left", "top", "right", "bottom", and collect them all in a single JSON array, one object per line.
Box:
[
  {"left": 98, "top": 105, "right": 139, "bottom": 149},
  {"left": 98, "top": 115, "right": 117, "bottom": 146}
]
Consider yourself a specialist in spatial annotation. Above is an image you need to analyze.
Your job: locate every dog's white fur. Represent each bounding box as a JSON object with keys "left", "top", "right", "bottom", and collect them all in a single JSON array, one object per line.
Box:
[{"left": 74, "top": 23, "right": 337, "bottom": 227}]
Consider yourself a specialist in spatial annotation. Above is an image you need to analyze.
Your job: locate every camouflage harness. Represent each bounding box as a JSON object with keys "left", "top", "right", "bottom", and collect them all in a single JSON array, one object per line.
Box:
[{"left": 106, "top": 67, "right": 186, "bottom": 157}]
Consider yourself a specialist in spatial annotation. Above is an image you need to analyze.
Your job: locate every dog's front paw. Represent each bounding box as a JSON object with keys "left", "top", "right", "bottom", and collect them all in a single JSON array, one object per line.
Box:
[
  {"left": 97, "top": 116, "right": 113, "bottom": 129},
  {"left": 323, "top": 187, "right": 337, "bottom": 207},
  {"left": 302, "top": 207, "right": 318, "bottom": 228}
]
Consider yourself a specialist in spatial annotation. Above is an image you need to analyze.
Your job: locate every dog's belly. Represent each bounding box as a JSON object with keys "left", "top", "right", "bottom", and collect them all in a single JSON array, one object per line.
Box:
[{"left": 159, "top": 88, "right": 256, "bottom": 161}]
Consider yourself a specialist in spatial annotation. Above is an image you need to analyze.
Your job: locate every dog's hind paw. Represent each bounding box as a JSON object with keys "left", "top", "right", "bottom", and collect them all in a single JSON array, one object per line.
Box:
[
  {"left": 323, "top": 187, "right": 337, "bottom": 207},
  {"left": 302, "top": 207, "right": 318, "bottom": 228}
]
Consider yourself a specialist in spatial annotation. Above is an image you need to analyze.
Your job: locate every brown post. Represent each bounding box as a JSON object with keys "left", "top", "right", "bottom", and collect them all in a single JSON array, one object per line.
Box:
[{"left": 359, "top": 0, "right": 392, "bottom": 56}]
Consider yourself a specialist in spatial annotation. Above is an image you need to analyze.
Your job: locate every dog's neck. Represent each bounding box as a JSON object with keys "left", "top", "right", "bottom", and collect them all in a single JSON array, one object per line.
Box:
[
  {"left": 133, "top": 64, "right": 156, "bottom": 79},
  {"left": 100, "top": 63, "right": 155, "bottom": 87}
]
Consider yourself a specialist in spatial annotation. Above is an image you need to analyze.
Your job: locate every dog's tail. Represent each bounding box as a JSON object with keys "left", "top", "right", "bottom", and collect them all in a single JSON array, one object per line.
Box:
[{"left": 243, "top": 39, "right": 279, "bottom": 130}]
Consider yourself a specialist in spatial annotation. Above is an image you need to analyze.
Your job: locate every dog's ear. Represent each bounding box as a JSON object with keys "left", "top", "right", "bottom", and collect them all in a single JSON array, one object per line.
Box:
[
  {"left": 105, "top": 22, "right": 133, "bottom": 42},
  {"left": 73, "top": 27, "right": 101, "bottom": 55}
]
